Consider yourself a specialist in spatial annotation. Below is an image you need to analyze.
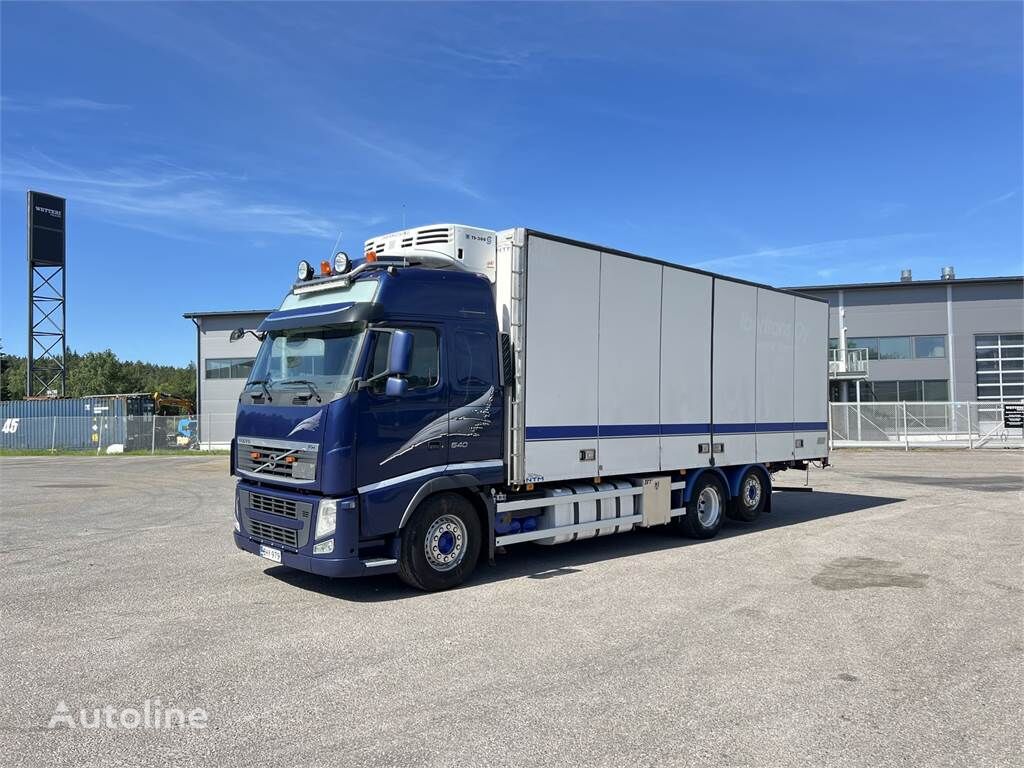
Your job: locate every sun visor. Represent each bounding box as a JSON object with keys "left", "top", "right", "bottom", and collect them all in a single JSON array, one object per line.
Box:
[{"left": 258, "top": 302, "right": 381, "bottom": 332}]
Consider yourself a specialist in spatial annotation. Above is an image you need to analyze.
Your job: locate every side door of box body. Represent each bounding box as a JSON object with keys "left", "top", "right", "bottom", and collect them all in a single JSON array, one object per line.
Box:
[
  {"left": 522, "top": 237, "right": 601, "bottom": 483},
  {"left": 596, "top": 253, "right": 662, "bottom": 476},
  {"left": 754, "top": 288, "right": 796, "bottom": 462},
  {"left": 660, "top": 268, "right": 713, "bottom": 470},
  {"left": 711, "top": 279, "right": 758, "bottom": 466},
  {"left": 794, "top": 298, "right": 829, "bottom": 459}
]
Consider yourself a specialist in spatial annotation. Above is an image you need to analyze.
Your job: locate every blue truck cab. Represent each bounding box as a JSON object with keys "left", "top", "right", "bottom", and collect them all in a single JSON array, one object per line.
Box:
[{"left": 232, "top": 249, "right": 506, "bottom": 590}]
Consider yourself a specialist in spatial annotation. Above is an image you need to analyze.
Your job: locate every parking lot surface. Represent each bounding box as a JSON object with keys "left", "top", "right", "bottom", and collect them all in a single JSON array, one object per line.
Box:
[{"left": 1, "top": 450, "right": 1022, "bottom": 767}]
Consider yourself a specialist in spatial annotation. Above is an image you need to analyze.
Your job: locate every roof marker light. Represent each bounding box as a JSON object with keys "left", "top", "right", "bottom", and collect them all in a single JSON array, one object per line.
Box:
[{"left": 320, "top": 260, "right": 332, "bottom": 276}]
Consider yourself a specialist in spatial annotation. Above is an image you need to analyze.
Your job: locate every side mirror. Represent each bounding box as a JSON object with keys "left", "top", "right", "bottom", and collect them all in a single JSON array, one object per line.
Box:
[
  {"left": 229, "top": 328, "right": 245, "bottom": 343},
  {"left": 388, "top": 330, "right": 413, "bottom": 377},
  {"left": 385, "top": 376, "right": 408, "bottom": 397}
]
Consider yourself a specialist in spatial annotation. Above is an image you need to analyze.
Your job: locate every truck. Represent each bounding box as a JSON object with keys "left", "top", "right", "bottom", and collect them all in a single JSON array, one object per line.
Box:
[{"left": 230, "top": 224, "right": 829, "bottom": 591}]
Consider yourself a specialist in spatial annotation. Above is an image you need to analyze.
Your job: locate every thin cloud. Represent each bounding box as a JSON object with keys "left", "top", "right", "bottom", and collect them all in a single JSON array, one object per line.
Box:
[
  {"left": 695, "top": 232, "right": 935, "bottom": 271},
  {"left": 72, "top": 2, "right": 487, "bottom": 201},
  {"left": 324, "top": 122, "right": 485, "bottom": 202},
  {"left": 2, "top": 96, "right": 130, "bottom": 112},
  {"left": 435, "top": 44, "right": 531, "bottom": 70},
  {"left": 3, "top": 154, "right": 383, "bottom": 240},
  {"left": 963, "top": 188, "right": 1022, "bottom": 219}
]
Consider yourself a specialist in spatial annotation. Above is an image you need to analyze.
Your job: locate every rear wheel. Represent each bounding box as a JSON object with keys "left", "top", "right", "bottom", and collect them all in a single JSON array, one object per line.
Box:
[
  {"left": 674, "top": 473, "right": 725, "bottom": 539},
  {"left": 727, "top": 467, "right": 768, "bottom": 522},
  {"left": 398, "top": 493, "right": 481, "bottom": 591}
]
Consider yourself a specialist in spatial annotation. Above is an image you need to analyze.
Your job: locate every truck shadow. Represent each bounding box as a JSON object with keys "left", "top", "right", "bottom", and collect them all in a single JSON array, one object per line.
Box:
[{"left": 265, "top": 490, "right": 903, "bottom": 602}]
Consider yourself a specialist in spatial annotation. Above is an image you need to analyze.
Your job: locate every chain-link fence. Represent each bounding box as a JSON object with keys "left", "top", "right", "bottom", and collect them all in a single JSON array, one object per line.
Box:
[
  {"left": 5, "top": 405, "right": 1021, "bottom": 453},
  {"left": 0, "top": 415, "right": 207, "bottom": 453},
  {"left": 830, "top": 401, "right": 1024, "bottom": 449}
]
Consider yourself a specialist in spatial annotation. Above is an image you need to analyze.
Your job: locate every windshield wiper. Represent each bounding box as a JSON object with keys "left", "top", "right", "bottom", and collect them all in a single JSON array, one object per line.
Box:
[
  {"left": 247, "top": 379, "right": 273, "bottom": 402},
  {"left": 277, "top": 379, "right": 322, "bottom": 403}
]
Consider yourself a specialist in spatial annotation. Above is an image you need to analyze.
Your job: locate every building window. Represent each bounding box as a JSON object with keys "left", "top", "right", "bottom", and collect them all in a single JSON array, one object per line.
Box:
[
  {"left": 878, "top": 337, "right": 913, "bottom": 360},
  {"left": 847, "top": 335, "right": 946, "bottom": 361},
  {"left": 861, "top": 379, "right": 949, "bottom": 402},
  {"left": 205, "top": 358, "right": 255, "bottom": 380},
  {"left": 847, "top": 337, "right": 880, "bottom": 360},
  {"left": 867, "top": 380, "right": 899, "bottom": 400},
  {"left": 921, "top": 380, "right": 950, "bottom": 401},
  {"left": 975, "top": 334, "right": 1024, "bottom": 402},
  {"left": 913, "top": 335, "right": 946, "bottom": 359}
]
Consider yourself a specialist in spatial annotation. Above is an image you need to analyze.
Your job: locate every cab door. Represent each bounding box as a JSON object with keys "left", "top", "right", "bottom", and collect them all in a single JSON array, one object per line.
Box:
[
  {"left": 356, "top": 326, "right": 447, "bottom": 535},
  {"left": 447, "top": 327, "right": 502, "bottom": 465}
]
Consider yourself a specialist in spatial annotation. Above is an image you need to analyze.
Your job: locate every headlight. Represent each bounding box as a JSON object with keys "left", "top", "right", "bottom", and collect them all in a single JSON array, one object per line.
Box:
[
  {"left": 234, "top": 494, "right": 241, "bottom": 532},
  {"left": 297, "top": 260, "right": 314, "bottom": 281},
  {"left": 333, "top": 251, "right": 351, "bottom": 274},
  {"left": 314, "top": 499, "right": 337, "bottom": 540}
]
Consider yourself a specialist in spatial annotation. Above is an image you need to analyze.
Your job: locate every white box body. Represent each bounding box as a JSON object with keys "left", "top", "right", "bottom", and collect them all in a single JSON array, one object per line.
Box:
[{"left": 505, "top": 230, "right": 828, "bottom": 485}]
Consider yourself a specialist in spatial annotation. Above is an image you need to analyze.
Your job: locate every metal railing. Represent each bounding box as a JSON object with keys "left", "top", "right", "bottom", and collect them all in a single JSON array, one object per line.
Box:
[
  {"left": 829, "top": 347, "right": 869, "bottom": 378},
  {"left": 829, "top": 401, "right": 1024, "bottom": 449}
]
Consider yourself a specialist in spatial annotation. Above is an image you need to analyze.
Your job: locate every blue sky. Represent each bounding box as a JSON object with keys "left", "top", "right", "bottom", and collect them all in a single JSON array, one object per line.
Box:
[{"left": 2, "top": 2, "right": 1021, "bottom": 365}]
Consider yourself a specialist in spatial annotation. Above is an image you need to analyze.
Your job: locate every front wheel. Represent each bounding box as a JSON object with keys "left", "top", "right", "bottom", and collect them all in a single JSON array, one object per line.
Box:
[
  {"left": 398, "top": 493, "right": 481, "bottom": 591},
  {"left": 674, "top": 473, "right": 726, "bottom": 539}
]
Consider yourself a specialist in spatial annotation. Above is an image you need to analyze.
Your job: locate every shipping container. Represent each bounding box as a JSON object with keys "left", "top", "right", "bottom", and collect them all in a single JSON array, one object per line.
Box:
[{"left": 0, "top": 394, "right": 157, "bottom": 451}]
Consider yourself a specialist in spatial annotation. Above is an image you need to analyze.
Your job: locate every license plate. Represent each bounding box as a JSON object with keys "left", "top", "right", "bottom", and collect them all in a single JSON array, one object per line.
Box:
[{"left": 258, "top": 545, "right": 282, "bottom": 563}]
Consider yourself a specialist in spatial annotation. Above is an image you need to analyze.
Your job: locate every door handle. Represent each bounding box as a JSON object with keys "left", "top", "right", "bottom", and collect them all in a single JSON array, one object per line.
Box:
[{"left": 427, "top": 440, "right": 443, "bottom": 450}]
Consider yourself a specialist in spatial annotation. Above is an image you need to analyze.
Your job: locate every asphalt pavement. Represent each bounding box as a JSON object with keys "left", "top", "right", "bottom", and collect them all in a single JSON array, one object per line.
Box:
[{"left": 1, "top": 449, "right": 1021, "bottom": 767}]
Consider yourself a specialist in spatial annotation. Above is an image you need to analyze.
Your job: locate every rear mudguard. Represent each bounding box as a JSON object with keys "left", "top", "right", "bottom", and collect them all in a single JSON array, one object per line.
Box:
[{"left": 683, "top": 464, "right": 771, "bottom": 504}]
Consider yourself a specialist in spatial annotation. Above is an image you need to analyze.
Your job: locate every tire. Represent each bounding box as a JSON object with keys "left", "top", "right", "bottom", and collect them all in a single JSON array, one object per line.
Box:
[
  {"left": 674, "top": 473, "right": 726, "bottom": 539},
  {"left": 727, "top": 467, "right": 768, "bottom": 523},
  {"left": 398, "top": 492, "right": 481, "bottom": 591}
]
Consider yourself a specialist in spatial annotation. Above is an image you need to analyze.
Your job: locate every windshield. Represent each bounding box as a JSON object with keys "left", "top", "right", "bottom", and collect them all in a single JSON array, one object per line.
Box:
[{"left": 246, "top": 324, "right": 365, "bottom": 402}]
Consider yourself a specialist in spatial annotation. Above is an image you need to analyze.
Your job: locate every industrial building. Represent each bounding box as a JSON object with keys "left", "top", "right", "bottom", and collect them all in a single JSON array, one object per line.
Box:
[
  {"left": 789, "top": 271, "right": 1023, "bottom": 406},
  {"left": 183, "top": 310, "right": 271, "bottom": 447},
  {"left": 184, "top": 269, "right": 1023, "bottom": 447}
]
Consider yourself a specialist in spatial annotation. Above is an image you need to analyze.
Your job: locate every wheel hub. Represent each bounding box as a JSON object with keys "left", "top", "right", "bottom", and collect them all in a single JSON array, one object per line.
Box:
[
  {"left": 743, "top": 475, "right": 762, "bottom": 508},
  {"left": 696, "top": 486, "right": 722, "bottom": 527},
  {"left": 424, "top": 514, "right": 467, "bottom": 572}
]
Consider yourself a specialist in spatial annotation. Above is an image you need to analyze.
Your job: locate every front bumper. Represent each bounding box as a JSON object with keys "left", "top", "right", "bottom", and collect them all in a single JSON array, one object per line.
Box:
[
  {"left": 234, "top": 480, "right": 397, "bottom": 579},
  {"left": 232, "top": 532, "right": 397, "bottom": 577}
]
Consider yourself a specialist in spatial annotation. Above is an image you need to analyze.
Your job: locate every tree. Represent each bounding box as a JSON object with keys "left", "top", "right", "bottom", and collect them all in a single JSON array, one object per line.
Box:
[
  {"left": 0, "top": 346, "right": 194, "bottom": 403},
  {"left": 1, "top": 348, "right": 28, "bottom": 400}
]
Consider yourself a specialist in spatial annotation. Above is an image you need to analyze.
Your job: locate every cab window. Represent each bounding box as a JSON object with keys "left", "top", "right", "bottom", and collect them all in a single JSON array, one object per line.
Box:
[{"left": 367, "top": 328, "right": 440, "bottom": 392}]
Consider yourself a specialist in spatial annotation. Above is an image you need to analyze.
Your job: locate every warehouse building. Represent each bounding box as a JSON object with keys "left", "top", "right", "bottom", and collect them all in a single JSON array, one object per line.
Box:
[
  {"left": 789, "top": 271, "right": 1023, "bottom": 405},
  {"left": 183, "top": 309, "right": 271, "bottom": 447},
  {"left": 184, "top": 269, "right": 1022, "bottom": 446}
]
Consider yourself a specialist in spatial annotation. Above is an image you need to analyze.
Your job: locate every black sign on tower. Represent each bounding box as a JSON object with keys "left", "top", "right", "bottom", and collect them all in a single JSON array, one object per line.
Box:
[{"left": 27, "top": 190, "right": 67, "bottom": 397}]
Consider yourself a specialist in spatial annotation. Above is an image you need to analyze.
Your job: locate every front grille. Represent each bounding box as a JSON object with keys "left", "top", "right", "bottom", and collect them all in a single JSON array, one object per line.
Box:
[
  {"left": 248, "top": 520, "right": 298, "bottom": 548},
  {"left": 249, "top": 492, "right": 308, "bottom": 520},
  {"left": 236, "top": 437, "right": 318, "bottom": 482}
]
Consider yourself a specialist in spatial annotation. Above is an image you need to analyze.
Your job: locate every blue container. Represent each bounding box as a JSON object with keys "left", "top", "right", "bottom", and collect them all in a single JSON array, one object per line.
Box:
[{"left": 0, "top": 395, "right": 154, "bottom": 451}]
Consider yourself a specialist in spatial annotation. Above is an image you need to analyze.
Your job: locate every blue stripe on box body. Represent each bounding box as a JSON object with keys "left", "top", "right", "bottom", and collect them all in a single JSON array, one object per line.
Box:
[{"left": 524, "top": 422, "right": 827, "bottom": 441}]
